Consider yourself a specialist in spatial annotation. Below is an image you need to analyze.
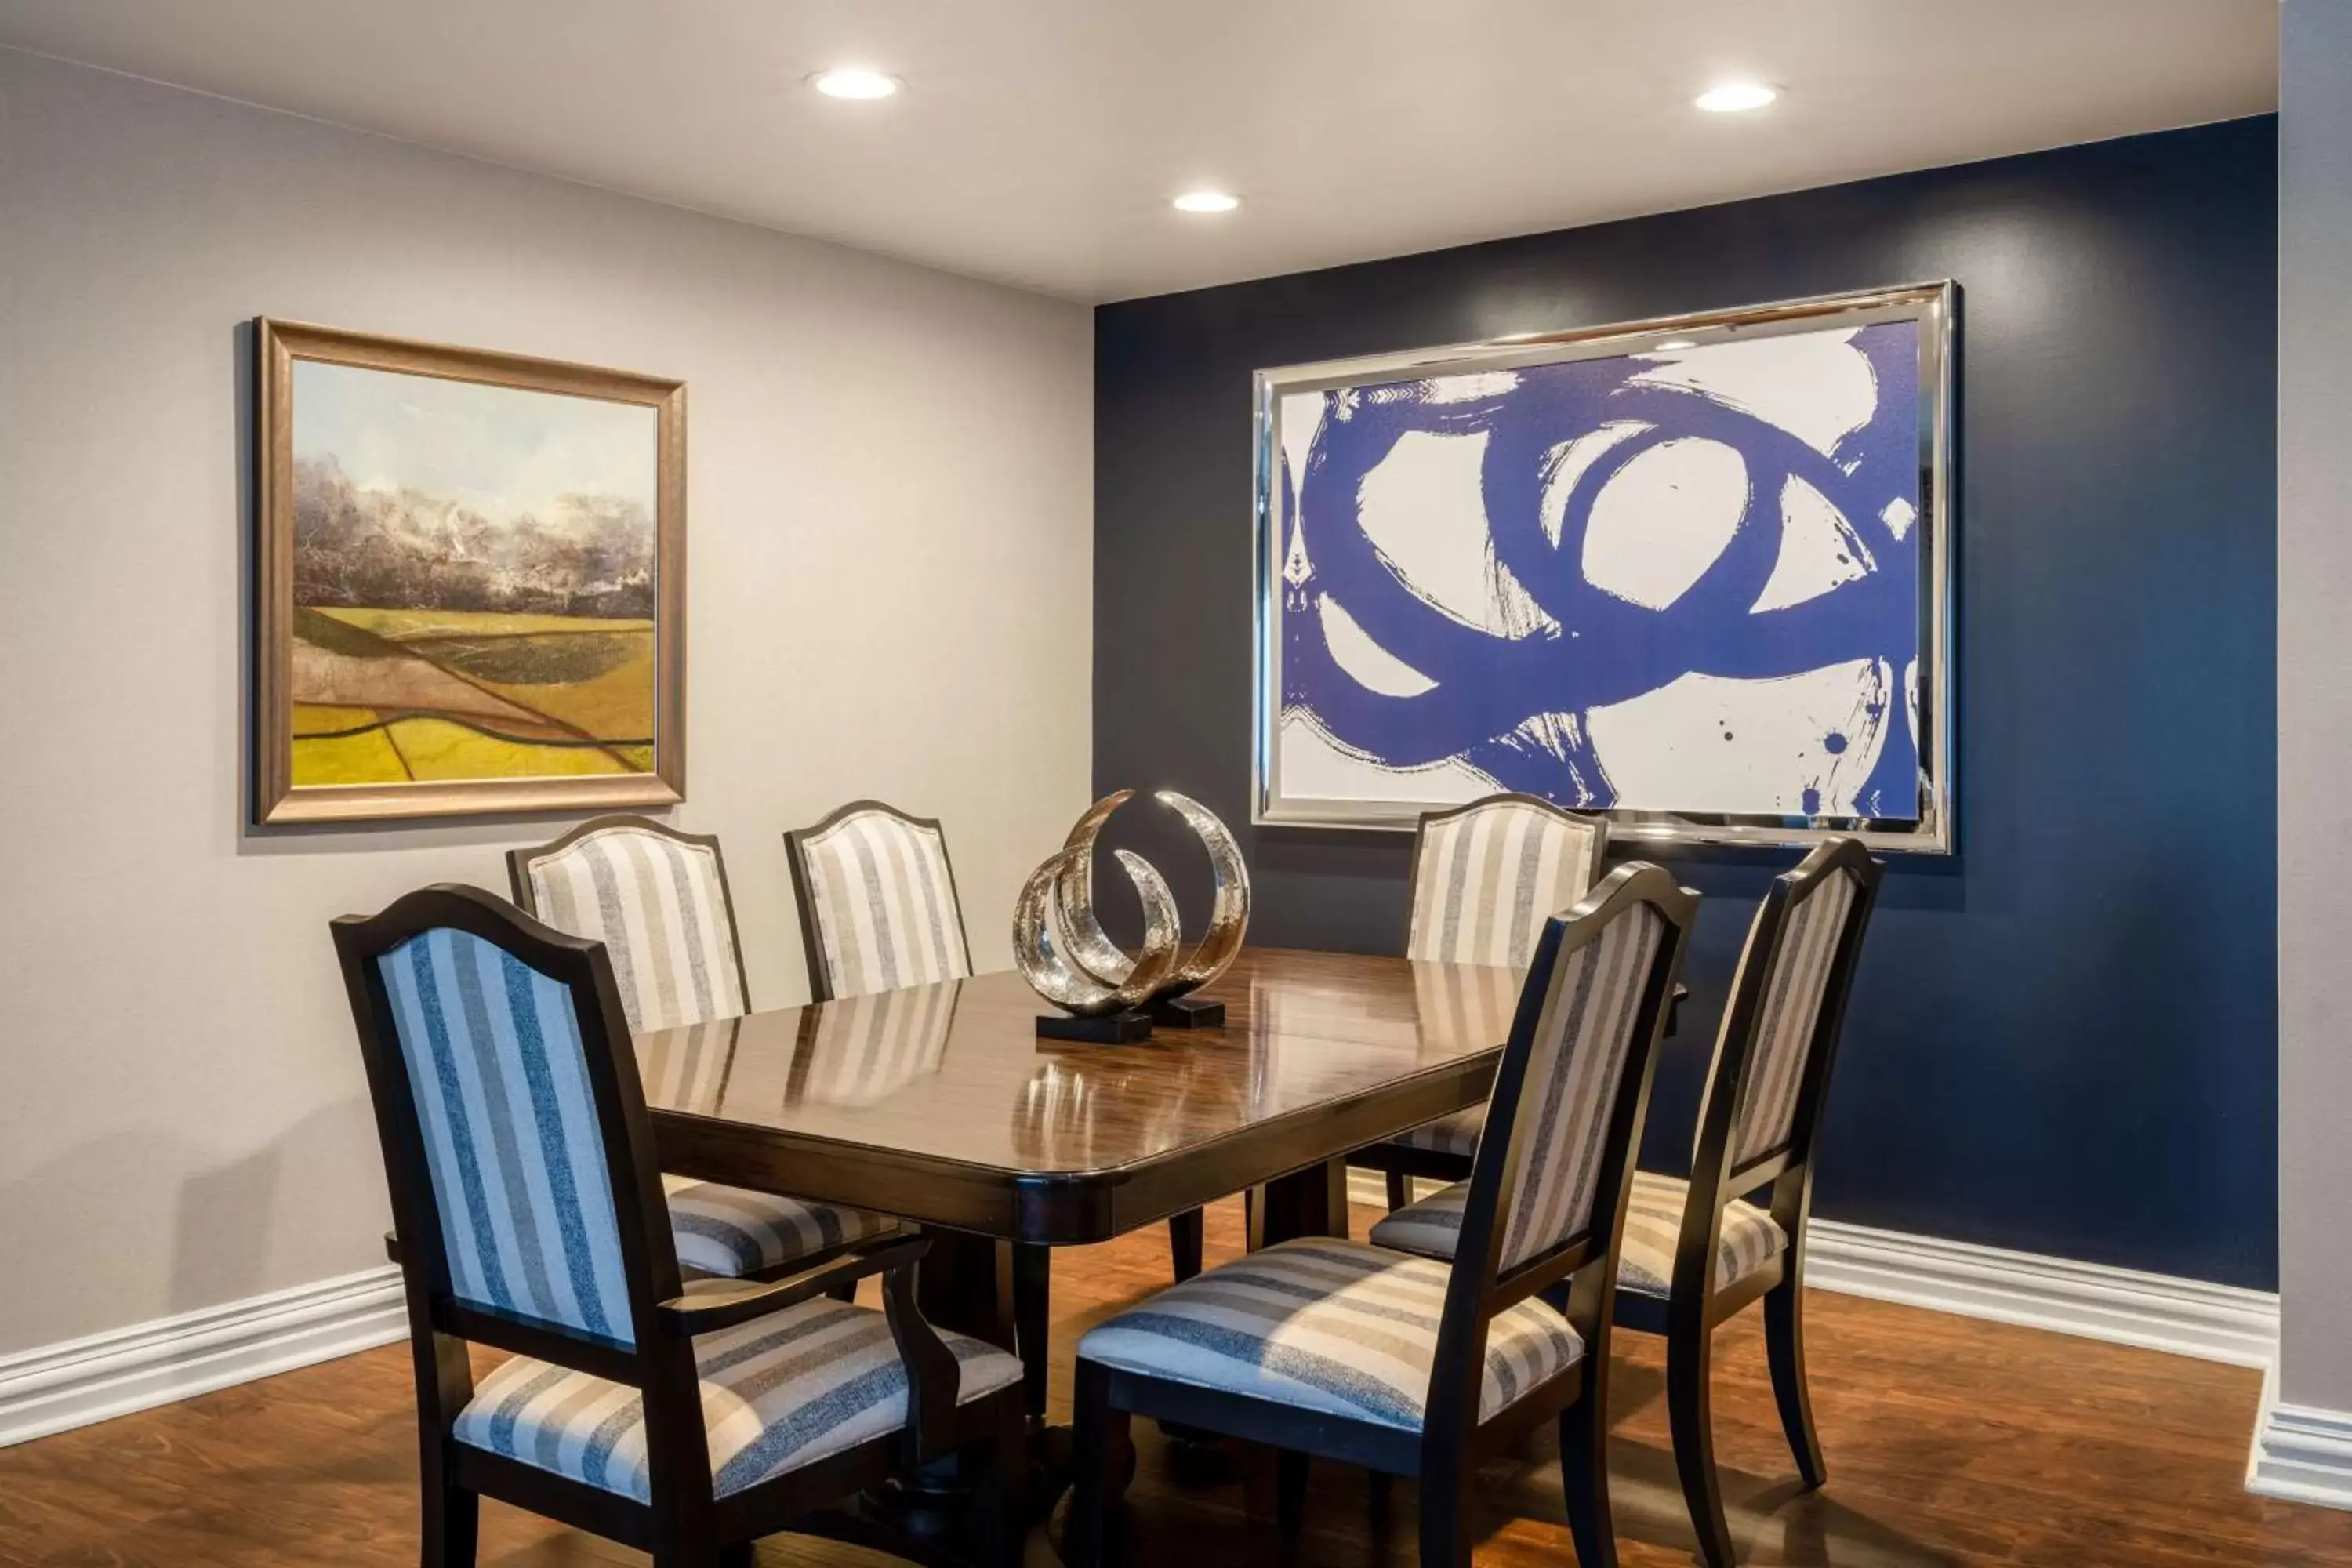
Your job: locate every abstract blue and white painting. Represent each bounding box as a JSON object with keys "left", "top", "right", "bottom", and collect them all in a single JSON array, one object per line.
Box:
[{"left": 1262, "top": 309, "right": 1942, "bottom": 840}]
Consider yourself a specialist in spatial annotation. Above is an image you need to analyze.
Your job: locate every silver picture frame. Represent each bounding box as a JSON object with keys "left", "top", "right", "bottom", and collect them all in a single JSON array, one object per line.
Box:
[{"left": 1251, "top": 280, "right": 1956, "bottom": 853}]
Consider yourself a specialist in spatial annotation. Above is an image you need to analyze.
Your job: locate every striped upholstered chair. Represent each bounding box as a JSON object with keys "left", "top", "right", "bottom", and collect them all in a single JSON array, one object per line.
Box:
[
  {"left": 510, "top": 817, "right": 894, "bottom": 1283},
  {"left": 782, "top": 800, "right": 973, "bottom": 1004},
  {"left": 1373, "top": 837, "right": 1882, "bottom": 1568},
  {"left": 1349, "top": 793, "right": 1608, "bottom": 1207},
  {"left": 332, "top": 884, "right": 1026, "bottom": 1568},
  {"left": 1069, "top": 864, "right": 1695, "bottom": 1568}
]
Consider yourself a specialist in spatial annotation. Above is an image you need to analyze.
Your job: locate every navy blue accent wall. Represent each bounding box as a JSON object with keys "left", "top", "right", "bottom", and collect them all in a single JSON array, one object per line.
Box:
[{"left": 1092, "top": 119, "right": 2278, "bottom": 1288}]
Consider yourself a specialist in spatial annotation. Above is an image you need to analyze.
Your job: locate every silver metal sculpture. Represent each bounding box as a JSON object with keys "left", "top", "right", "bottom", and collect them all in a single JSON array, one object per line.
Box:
[
  {"left": 1135, "top": 789, "right": 1251, "bottom": 1004},
  {"left": 1013, "top": 842, "right": 1180, "bottom": 1018},
  {"left": 1051, "top": 790, "right": 1144, "bottom": 988},
  {"left": 1015, "top": 788, "right": 1253, "bottom": 1024}
]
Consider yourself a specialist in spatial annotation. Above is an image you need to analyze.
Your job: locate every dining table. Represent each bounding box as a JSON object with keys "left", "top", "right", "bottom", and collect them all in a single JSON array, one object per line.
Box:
[
  {"left": 630, "top": 944, "right": 1697, "bottom": 1540},
  {"left": 630, "top": 946, "right": 1526, "bottom": 1518},
  {"left": 635, "top": 944, "right": 1526, "bottom": 1327}
]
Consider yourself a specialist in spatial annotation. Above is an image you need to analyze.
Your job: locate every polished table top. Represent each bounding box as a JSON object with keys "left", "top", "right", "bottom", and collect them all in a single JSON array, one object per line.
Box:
[{"left": 635, "top": 947, "right": 1523, "bottom": 1243}]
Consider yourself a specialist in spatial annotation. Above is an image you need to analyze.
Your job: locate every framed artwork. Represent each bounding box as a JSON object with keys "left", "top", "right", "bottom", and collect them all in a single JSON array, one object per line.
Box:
[
  {"left": 253, "top": 319, "right": 685, "bottom": 824},
  {"left": 1253, "top": 281, "right": 1955, "bottom": 852}
]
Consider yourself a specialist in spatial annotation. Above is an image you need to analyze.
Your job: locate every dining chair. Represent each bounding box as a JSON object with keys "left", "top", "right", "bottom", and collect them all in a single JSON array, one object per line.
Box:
[
  {"left": 511, "top": 816, "right": 895, "bottom": 1284},
  {"left": 1371, "top": 837, "right": 1882, "bottom": 1568},
  {"left": 332, "top": 884, "right": 1027, "bottom": 1568},
  {"left": 1068, "top": 862, "right": 1696, "bottom": 1568},
  {"left": 783, "top": 800, "right": 975, "bottom": 1004},
  {"left": 1348, "top": 793, "right": 1609, "bottom": 1209},
  {"left": 786, "top": 798, "right": 1212, "bottom": 1420}
]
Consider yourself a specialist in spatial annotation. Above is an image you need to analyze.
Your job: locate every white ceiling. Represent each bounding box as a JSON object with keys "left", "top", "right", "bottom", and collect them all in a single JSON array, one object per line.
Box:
[{"left": 0, "top": 1, "right": 2278, "bottom": 303}]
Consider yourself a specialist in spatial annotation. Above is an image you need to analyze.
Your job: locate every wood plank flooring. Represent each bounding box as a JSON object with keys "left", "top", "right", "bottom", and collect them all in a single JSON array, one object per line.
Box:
[{"left": 0, "top": 1200, "right": 2343, "bottom": 1567}]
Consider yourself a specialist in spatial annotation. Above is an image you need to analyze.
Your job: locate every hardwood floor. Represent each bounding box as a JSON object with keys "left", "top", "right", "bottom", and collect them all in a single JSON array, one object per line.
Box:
[{"left": 0, "top": 1200, "right": 2341, "bottom": 1567}]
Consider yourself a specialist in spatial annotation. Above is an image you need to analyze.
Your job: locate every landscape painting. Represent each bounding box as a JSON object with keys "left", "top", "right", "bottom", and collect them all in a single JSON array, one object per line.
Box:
[{"left": 256, "top": 321, "right": 684, "bottom": 823}]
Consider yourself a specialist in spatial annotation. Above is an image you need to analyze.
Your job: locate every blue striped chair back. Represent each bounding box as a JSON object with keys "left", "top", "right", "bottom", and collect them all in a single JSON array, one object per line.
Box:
[
  {"left": 375, "top": 923, "right": 637, "bottom": 1345},
  {"left": 1726, "top": 860, "right": 1867, "bottom": 1169},
  {"left": 788, "top": 804, "right": 971, "bottom": 1001},
  {"left": 1490, "top": 895, "right": 1670, "bottom": 1270},
  {"left": 1406, "top": 795, "right": 1606, "bottom": 971},
  {"left": 517, "top": 821, "right": 747, "bottom": 1033}
]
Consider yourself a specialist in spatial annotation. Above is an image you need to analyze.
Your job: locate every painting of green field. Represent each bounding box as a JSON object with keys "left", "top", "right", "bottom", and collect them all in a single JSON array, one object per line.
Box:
[
  {"left": 288, "top": 358, "right": 659, "bottom": 788},
  {"left": 290, "top": 608, "right": 655, "bottom": 785}
]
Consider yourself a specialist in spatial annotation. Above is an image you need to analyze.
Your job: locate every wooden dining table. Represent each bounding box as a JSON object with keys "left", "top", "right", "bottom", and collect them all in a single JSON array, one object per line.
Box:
[{"left": 633, "top": 946, "right": 1526, "bottom": 1350}]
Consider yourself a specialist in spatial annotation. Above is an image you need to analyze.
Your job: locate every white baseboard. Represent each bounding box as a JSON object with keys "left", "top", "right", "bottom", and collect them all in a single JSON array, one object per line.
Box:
[
  {"left": 0, "top": 1265, "right": 407, "bottom": 1450},
  {"left": 2249, "top": 1360, "right": 2352, "bottom": 1511},
  {"left": 1343, "top": 1169, "right": 2280, "bottom": 1368},
  {"left": 0, "top": 1185, "right": 2292, "bottom": 1454},
  {"left": 1801, "top": 1218, "right": 2279, "bottom": 1368}
]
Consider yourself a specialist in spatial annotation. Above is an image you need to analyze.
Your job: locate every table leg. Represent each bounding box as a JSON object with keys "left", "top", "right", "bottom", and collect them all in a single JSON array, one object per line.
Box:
[
  {"left": 916, "top": 1229, "right": 1016, "bottom": 1348},
  {"left": 1011, "top": 1243, "right": 1052, "bottom": 1419},
  {"left": 1251, "top": 1158, "right": 1350, "bottom": 1248},
  {"left": 913, "top": 1229, "right": 1057, "bottom": 1428},
  {"left": 877, "top": 1230, "right": 1030, "bottom": 1541}
]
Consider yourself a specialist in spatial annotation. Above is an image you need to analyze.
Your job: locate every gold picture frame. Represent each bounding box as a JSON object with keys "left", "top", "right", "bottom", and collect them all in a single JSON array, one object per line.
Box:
[{"left": 254, "top": 318, "right": 686, "bottom": 824}]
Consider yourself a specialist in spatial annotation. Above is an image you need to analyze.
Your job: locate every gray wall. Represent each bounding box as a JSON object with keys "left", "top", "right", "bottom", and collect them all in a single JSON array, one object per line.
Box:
[
  {"left": 0, "top": 50, "right": 1094, "bottom": 1356},
  {"left": 2278, "top": 0, "right": 2352, "bottom": 1415}
]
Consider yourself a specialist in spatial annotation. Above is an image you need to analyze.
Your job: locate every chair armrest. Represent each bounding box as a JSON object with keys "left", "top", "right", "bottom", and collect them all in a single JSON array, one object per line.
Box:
[
  {"left": 384, "top": 1231, "right": 402, "bottom": 1265},
  {"left": 655, "top": 1233, "right": 932, "bottom": 1337}
]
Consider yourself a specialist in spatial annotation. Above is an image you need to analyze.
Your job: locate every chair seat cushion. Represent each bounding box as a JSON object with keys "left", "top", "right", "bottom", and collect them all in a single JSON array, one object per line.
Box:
[
  {"left": 662, "top": 1174, "right": 894, "bottom": 1279},
  {"left": 1386, "top": 1104, "right": 1484, "bottom": 1159},
  {"left": 454, "top": 1296, "right": 1022, "bottom": 1503},
  {"left": 1617, "top": 1171, "right": 1786, "bottom": 1297},
  {"left": 1368, "top": 1171, "right": 1787, "bottom": 1298},
  {"left": 1364, "top": 1183, "right": 1475, "bottom": 1261},
  {"left": 1076, "top": 1236, "right": 1581, "bottom": 1432}
]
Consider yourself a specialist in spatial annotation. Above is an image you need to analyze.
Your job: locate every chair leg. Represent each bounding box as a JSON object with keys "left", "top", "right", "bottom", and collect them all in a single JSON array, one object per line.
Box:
[
  {"left": 1557, "top": 1385, "right": 1617, "bottom": 1568},
  {"left": 1665, "top": 1323, "right": 1738, "bottom": 1568},
  {"left": 716, "top": 1545, "right": 756, "bottom": 1568},
  {"left": 1011, "top": 1242, "right": 1051, "bottom": 1420},
  {"left": 419, "top": 1474, "right": 477, "bottom": 1568},
  {"left": 1167, "top": 1208, "right": 1205, "bottom": 1283},
  {"left": 1274, "top": 1450, "right": 1309, "bottom": 1537},
  {"left": 1068, "top": 1359, "right": 1129, "bottom": 1568},
  {"left": 1385, "top": 1171, "right": 1410, "bottom": 1211},
  {"left": 1416, "top": 1458, "right": 1474, "bottom": 1568},
  {"left": 1762, "top": 1279, "right": 1827, "bottom": 1489}
]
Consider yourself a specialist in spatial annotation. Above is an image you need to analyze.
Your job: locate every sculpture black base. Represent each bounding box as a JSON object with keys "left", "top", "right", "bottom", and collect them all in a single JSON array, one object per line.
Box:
[
  {"left": 1036, "top": 1010, "right": 1152, "bottom": 1044},
  {"left": 1149, "top": 996, "right": 1225, "bottom": 1029}
]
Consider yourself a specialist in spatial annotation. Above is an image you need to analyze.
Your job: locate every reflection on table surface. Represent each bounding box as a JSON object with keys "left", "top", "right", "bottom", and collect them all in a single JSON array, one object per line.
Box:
[{"left": 633, "top": 946, "right": 1523, "bottom": 1176}]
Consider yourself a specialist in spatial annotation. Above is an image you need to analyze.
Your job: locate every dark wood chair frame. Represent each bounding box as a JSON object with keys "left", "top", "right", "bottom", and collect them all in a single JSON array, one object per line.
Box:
[
  {"left": 334, "top": 884, "right": 1026, "bottom": 1568},
  {"left": 510, "top": 815, "right": 885, "bottom": 1290},
  {"left": 1069, "top": 863, "right": 1697, "bottom": 1568},
  {"left": 783, "top": 799, "right": 1210, "bottom": 1424},
  {"left": 1613, "top": 837, "right": 1882, "bottom": 1568},
  {"left": 1347, "top": 792, "right": 1611, "bottom": 1210}
]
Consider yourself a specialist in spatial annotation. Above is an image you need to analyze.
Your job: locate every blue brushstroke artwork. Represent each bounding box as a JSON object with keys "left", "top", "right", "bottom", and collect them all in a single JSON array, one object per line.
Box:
[{"left": 1273, "top": 319, "right": 1926, "bottom": 824}]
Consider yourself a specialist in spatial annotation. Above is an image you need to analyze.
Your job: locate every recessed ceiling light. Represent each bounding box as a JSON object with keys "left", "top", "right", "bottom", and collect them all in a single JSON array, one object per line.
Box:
[
  {"left": 1653, "top": 338, "right": 1698, "bottom": 351},
  {"left": 810, "top": 67, "right": 900, "bottom": 100},
  {"left": 1695, "top": 82, "right": 1777, "bottom": 113},
  {"left": 1173, "top": 190, "right": 1240, "bottom": 214}
]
